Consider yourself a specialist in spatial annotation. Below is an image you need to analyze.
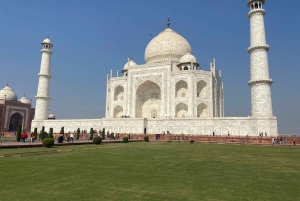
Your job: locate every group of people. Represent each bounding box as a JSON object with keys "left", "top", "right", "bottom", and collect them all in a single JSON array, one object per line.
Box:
[
  {"left": 259, "top": 132, "right": 267, "bottom": 137},
  {"left": 106, "top": 131, "right": 120, "bottom": 140},
  {"left": 272, "top": 136, "right": 297, "bottom": 145},
  {"left": 20, "top": 131, "right": 37, "bottom": 143}
]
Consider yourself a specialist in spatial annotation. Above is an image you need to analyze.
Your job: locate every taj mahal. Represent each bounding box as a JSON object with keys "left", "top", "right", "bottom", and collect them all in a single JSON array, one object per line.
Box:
[{"left": 31, "top": 0, "right": 278, "bottom": 136}]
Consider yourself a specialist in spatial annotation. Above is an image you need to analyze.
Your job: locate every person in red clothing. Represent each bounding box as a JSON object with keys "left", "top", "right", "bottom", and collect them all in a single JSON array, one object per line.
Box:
[{"left": 21, "top": 131, "right": 27, "bottom": 143}]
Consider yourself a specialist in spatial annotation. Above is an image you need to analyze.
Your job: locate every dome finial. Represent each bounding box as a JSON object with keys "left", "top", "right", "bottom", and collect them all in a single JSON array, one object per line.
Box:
[
  {"left": 6, "top": 82, "right": 8, "bottom": 86},
  {"left": 167, "top": 15, "right": 170, "bottom": 28}
]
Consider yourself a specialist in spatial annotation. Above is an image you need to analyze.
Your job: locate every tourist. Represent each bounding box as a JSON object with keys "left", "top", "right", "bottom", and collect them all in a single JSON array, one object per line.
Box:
[
  {"left": 213, "top": 131, "right": 215, "bottom": 136},
  {"left": 265, "top": 132, "right": 267, "bottom": 137},
  {"left": 21, "top": 131, "right": 26, "bottom": 143},
  {"left": 67, "top": 132, "right": 70, "bottom": 142},
  {"left": 283, "top": 137, "right": 286, "bottom": 145},
  {"left": 227, "top": 131, "right": 230, "bottom": 137},
  {"left": 293, "top": 138, "right": 296, "bottom": 146},
  {"left": 70, "top": 132, "right": 74, "bottom": 142},
  {"left": 113, "top": 132, "right": 116, "bottom": 140},
  {"left": 32, "top": 132, "right": 37, "bottom": 143}
]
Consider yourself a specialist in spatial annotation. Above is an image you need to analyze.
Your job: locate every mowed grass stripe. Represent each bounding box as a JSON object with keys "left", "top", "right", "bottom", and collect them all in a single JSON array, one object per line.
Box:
[{"left": 0, "top": 143, "right": 299, "bottom": 201}]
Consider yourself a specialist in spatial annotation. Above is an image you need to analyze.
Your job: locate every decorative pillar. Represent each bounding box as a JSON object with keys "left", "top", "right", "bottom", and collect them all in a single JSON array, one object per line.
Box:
[
  {"left": 34, "top": 37, "right": 53, "bottom": 120},
  {"left": 247, "top": 0, "right": 273, "bottom": 117}
]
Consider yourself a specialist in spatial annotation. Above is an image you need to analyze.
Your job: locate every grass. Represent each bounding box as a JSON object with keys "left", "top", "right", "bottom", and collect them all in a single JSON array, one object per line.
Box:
[{"left": 0, "top": 142, "right": 299, "bottom": 201}]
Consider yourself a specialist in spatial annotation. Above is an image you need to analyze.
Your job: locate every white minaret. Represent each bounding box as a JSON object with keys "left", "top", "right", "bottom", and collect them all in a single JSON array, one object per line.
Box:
[
  {"left": 34, "top": 37, "right": 53, "bottom": 120},
  {"left": 247, "top": 0, "right": 273, "bottom": 117}
]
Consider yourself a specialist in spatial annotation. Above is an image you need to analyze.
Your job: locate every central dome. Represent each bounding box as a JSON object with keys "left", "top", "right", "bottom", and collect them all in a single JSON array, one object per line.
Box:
[{"left": 145, "top": 28, "right": 192, "bottom": 64}]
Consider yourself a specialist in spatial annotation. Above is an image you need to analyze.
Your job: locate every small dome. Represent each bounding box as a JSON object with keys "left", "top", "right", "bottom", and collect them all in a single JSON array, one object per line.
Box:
[
  {"left": 145, "top": 28, "right": 192, "bottom": 64},
  {"left": 48, "top": 114, "right": 55, "bottom": 119},
  {"left": 0, "top": 86, "right": 18, "bottom": 101},
  {"left": 19, "top": 96, "right": 30, "bottom": 104},
  {"left": 42, "top": 37, "right": 53, "bottom": 46},
  {"left": 180, "top": 53, "right": 197, "bottom": 63},
  {"left": 123, "top": 59, "right": 137, "bottom": 70},
  {"left": 43, "top": 38, "right": 51, "bottom": 43}
]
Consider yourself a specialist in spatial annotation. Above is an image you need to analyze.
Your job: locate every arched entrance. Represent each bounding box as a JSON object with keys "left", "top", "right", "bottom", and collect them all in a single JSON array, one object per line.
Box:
[
  {"left": 9, "top": 113, "right": 23, "bottom": 131},
  {"left": 136, "top": 81, "right": 161, "bottom": 118}
]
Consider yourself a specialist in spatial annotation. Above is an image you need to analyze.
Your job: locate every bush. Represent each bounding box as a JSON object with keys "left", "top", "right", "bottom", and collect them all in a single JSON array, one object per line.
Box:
[
  {"left": 93, "top": 137, "right": 102, "bottom": 145},
  {"left": 144, "top": 136, "right": 149, "bottom": 142},
  {"left": 190, "top": 139, "right": 195, "bottom": 143},
  {"left": 42, "top": 138, "right": 54, "bottom": 148},
  {"left": 123, "top": 137, "right": 129, "bottom": 143}
]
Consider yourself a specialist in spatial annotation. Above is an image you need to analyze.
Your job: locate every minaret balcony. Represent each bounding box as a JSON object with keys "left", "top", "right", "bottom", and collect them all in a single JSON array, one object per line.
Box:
[{"left": 248, "top": 45, "right": 269, "bottom": 53}]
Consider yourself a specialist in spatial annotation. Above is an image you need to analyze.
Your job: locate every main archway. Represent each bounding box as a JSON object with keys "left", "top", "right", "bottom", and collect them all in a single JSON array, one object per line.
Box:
[
  {"left": 135, "top": 81, "right": 161, "bottom": 118},
  {"left": 9, "top": 113, "right": 23, "bottom": 131}
]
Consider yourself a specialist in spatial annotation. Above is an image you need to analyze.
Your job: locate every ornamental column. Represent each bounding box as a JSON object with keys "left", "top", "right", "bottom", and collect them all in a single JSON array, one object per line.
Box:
[
  {"left": 34, "top": 37, "right": 53, "bottom": 120},
  {"left": 247, "top": 0, "right": 273, "bottom": 117}
]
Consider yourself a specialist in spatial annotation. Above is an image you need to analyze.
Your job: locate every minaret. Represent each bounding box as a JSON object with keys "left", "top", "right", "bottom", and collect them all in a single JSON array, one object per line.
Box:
[
  {"left": 34, "top": 37, "right": 53, "bottom": 120},
  {"left": 247, "top": 0, "right": 273, "bottom": 117}
]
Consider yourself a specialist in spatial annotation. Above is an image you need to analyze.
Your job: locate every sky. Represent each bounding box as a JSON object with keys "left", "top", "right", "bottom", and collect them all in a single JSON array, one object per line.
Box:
[{"left": 0, "top": 0, "right": 299, "bottom": 134}]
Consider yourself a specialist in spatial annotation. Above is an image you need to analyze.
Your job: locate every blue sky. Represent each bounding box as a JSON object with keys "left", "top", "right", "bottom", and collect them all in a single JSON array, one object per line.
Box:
[{"left": 0, "top": 0, "right": 299, "bottom": 134}]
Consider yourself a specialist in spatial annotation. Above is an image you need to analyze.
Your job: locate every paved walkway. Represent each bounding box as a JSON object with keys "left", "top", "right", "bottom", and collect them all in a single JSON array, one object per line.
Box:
[{"left": 0, "top": 139, "right": 142, "bottom": 149}]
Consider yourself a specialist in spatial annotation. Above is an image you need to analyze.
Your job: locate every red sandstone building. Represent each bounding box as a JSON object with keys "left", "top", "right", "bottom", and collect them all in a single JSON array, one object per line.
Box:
[{"left": 0, "top": 85, "right": 35, "bottom": 132}]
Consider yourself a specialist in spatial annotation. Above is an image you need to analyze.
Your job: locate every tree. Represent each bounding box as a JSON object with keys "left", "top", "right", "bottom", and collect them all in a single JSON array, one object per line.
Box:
[
  {"left": 40, "top": 126, "right": 45, "bottom": 140},
  {"left": 90, "top": 128, "right": 93, "bottom": 140},
  {"left": 59, "top": 127, "right": 64, "bottom": 134},
  {"left": 34, "top": 128, "right": 37, "bottom": 137},
  {"left": 76, "top": 128, "right": 80, "bottom": 140},
  {"left": 17, "top": 125, "right": 22, "bottom": 142},
  {"left": 49, "top": 128, "right": 53, "bottom": 138},
  {"left": 102, "top": 128, "right": 105, "bottom": 140}
]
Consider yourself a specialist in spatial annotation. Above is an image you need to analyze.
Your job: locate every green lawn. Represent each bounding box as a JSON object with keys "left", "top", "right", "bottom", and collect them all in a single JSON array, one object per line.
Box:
[{"left": 0, "top": 142, "right": 299, "bottom": 201}]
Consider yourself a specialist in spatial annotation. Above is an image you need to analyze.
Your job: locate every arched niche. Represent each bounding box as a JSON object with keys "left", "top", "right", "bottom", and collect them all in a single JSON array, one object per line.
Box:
[
  {"left": 151, "top": 109, "right": 157, "bottom": 118},
  {"left": 197, "top": 80, "right": 207, "bottom": 98},
  {"left": 114, "top": 85, "right": 124, "bottom": 101},
  {"left": 113, "top": 105, "right": 123, "bottom": 118},
  {"left": 136, "top": 80, "right": 161, "bottom": 118},
  {"left": 9, "top": 113, "right": 23, "bottom": 131},
  {"left": 175, "top": 102, "right": 188, "bottom": 118},
  {"left": 175, "top": 80, "right": 188, "bottom": 98},
  {"left": 197, "top": 103, "right": 207, "bottom": 118}
]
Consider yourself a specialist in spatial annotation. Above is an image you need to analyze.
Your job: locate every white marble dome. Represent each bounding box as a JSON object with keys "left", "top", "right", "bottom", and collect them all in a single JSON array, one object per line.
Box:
[
  {"left": 43, "top": 38, "right": 51, "bottom": 43},
  {"left": 180, "top": 53, "right": 197, "bottom": 63},
  {"left": 19, "top": 96, "right": 30, "bottom": 104},
  {"left": 124, "top": 59, "right": 137, "bottom": 70},
  {"left": 48, "top": 114, "right": 55, "bottom": 119},
  {"left": 145, "top": 28, "right": 192, "bottom": 64},
  {"left": 0, "top": 86, "right": 18, "bottom": 101}
]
